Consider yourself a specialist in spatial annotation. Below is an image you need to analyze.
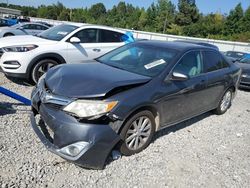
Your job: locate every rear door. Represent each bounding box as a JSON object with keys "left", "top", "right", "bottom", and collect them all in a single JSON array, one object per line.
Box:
[
  {"left": 202, "top": 50, "right": 231, "bottom": 108},
  {"left": 97, "top": 29, "right": 126, "bottom": 54},
  {"left": 160, "top": 50, "right": 208, "bottom": 125}
]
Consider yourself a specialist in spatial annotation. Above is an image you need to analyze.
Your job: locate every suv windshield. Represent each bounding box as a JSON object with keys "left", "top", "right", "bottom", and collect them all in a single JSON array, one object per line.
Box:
[
  {"left": 97, "top": 43, "right": 177, "bottom": 77},
  {"left": 38, "top": 24, "right": 78, "bottom": 41}
]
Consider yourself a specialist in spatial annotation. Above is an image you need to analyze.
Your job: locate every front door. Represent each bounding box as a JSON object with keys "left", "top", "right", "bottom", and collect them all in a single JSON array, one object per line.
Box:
[
  {"left": 67, "top": 28, "right": 102, "bottom": 63},
  {"left": 159, "top": 50, "right": 208, "bottom": 126}
]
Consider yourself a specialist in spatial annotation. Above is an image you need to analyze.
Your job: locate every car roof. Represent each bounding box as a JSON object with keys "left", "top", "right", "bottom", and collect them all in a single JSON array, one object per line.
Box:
[
  {"left": 175, "top": 40, "right": 219, "bottom": 50},
  {"left": 136, "top": 40, "right": 213, "bottom": 52},
  {"left": 60, "top": 23, "right": 126, "bottom": 33}
]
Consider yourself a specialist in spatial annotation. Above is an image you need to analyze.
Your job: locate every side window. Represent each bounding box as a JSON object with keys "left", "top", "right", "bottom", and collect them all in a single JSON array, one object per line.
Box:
[
  {"left": 221, "top": 56, "right": 230, "bottom": 68},
  {"left": 35, "top": 25, "right": 42, "bottom": 30},
  {"left": 29, "top": 24, "right": 37, "bottom": 30},
  {"left": 41, "top": 26, "right": 48, "bottom": 30},
  {"left": 22, "top": 24, "right": 31, "bottom": 29},
  {"left": 203, "top": 51, "right": 228, "bottom": 72},
  {"left": 73, "top": 29, "right": 98, "bottom": 43},
  {"left": 173, "top": 51, "right": 203, "bottom": 77},
  {"left": 99, "top": 29, "right": 124, "bottom": 43}
]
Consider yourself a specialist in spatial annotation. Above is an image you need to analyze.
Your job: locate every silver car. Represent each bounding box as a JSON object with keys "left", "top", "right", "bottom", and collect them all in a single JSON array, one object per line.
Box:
[{"left": 0, "top": 22, "right": 49, "bottom": 37}]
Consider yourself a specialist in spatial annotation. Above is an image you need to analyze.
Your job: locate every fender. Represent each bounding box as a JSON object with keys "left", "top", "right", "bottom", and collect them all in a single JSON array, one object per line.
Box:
[
  {"left": 117, "top": 103, "right": 160, "bottom": 133},
  {"left": 26, "top": 53, "right": 67, "bottom": 76}
]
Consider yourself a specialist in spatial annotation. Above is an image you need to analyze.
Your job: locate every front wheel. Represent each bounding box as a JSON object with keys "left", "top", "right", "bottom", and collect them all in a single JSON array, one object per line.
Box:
[
  {"left": 119, "top": 110, "right": 156, "bottom": 156},
  {"left": 214, "top": 89, "right": 233, "bottom": 115},
  {"left": 31, "top": 59, "right": 58, "bottom": 84}
]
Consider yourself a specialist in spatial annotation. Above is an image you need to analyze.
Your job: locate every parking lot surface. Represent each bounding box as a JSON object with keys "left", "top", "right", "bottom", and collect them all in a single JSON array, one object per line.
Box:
[{"left": 0, "top": 72, "right": 250, "bottom": 188}]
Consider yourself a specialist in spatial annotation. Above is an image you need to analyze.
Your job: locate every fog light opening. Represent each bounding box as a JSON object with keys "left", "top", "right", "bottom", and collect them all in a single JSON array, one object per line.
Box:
[{"left": 58, "top": 141, "right": 90, "bottom": 157}]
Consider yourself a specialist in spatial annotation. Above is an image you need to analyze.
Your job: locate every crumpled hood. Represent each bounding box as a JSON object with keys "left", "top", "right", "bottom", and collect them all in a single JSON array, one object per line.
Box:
[
  {"left": 45, "top": 61, "right": 151, "bottom": 98},
  {"left": 0, "top": 35, "right": 57, "bottom": 48}
]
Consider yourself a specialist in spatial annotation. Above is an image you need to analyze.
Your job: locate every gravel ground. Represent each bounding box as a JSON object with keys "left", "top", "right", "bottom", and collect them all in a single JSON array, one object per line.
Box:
[{"left": 0, "top": 72, "right": 250, "bottom": 188}]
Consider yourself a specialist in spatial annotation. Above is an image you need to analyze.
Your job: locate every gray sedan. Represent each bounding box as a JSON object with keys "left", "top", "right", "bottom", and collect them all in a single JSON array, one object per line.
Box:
[{"left": 0, "top": 22, "right": 49, "bottom": 37}]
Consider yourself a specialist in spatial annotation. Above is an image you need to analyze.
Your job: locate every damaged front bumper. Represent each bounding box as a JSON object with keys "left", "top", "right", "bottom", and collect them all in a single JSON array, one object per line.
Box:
[
  {"left": 30, "top": 88, "right": 121, "bottom": 169},
  {"left": 239, "top": 75, "right": 250, "bottom": 89}
]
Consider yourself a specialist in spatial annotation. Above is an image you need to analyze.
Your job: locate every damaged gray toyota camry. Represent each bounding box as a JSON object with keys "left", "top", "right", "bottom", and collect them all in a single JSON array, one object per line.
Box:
[{"left": 31, "top": 41, "right": 241, "bottom": 169}]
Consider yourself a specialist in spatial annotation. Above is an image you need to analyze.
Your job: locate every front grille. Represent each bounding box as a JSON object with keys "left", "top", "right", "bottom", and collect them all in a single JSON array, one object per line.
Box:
[
  {"left": 47, "top": 103, "right": 63, "bottom": 110},
  {"left": 0, "top": 48, "right": 4, "bottom": 59},
  {"left": 44, "top": 81, "right": 51, "bottom": 93}
]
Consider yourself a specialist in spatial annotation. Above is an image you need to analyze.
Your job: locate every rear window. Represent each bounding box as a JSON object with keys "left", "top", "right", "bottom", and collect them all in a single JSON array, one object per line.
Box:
[
  {"left": 203, "top": 51, "right": 229, "bottom": 72},
  {"left": 99, "top": 29, "right": 124, "bottom": 43}
]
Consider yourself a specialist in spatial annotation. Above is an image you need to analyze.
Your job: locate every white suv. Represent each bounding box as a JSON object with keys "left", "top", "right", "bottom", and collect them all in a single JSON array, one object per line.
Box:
[{"left": 0, "top": 23, "right": 131, "bottom": 83}]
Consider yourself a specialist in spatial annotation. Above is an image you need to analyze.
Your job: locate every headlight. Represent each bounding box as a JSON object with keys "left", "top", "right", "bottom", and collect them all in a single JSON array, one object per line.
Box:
[
  {"left": 63, "top": 100, "right": 118, "bottom": 118},
  {"left": 242, "top": 73, "right": 250, "bottom": 78},
  {"left": 3, "top": 44, "right": 38, "bottom": 52}
]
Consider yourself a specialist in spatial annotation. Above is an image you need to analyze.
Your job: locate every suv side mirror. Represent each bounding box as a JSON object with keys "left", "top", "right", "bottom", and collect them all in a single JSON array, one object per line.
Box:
[
  {"left": 171, "top": 72, "right": 189, "bottom": 81},
  {"left": 70, "top": 37, "right": 81, "bottom": 43}
]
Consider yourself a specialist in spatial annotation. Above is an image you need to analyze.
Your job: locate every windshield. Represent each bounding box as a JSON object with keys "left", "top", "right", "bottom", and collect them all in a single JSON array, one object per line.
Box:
[
  {"left": 240, "top": 58, "right": 250, "bottom": 64},
  {"left": 97, "top": 43, "right": 177, "bottom": 77},
  {"left": 38, "top": 24, "right": 79, "bottom": 41}
]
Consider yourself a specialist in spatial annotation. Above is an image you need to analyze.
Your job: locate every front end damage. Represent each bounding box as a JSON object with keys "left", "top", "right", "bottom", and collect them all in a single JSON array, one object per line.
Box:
[
  {"left": 30, "top": 63, "right": 151, "bottom": 169},
  {"left": 30, "top": 80, "right": 122, "bottom": 169}
]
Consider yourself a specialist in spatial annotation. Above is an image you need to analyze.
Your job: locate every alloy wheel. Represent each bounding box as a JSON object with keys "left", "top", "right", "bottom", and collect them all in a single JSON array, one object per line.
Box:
[
  {"left": 36, "top": 62, "right": 56, "bottom": 80},
  {"left": 125, "top": 116, "right": 152, "bottom": 150},
  {"left": 220, "top": 91, "right": 232, "bottom": 112}
]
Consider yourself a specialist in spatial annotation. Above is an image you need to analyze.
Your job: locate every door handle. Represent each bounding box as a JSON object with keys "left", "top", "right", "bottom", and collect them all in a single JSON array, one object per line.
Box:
[{"left": 93, "top": 48, "right": 101, "bottom": 52}]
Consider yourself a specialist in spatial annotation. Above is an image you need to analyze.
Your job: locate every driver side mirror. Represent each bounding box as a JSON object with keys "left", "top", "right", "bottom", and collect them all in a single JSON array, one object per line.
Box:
[
  {"left": 70, "top": 37, "right": 81, "bottom": 43},
  {"left": 171, "top": 72, "right": 189, "bottom": 81}
]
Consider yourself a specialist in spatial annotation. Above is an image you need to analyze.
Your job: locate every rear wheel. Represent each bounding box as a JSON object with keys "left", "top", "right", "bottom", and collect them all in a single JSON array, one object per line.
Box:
[
  {"left": 214, "top": 89, "right": 233, "bottom": 115},
  {"left": 119, "top": 110, "right": 156, "bottom": 156},
  {"left": 31, "top": 59, "right": 58, "bottom": 84}
]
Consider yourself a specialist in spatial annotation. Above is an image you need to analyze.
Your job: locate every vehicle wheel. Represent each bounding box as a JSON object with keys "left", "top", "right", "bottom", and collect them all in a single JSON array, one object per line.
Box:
[
  {"left": 214, "top": 89, "right": 233, "bottom": 115},
  {"left": 3, "top": 33, "right": 14, "bottom": 37},
  {"left": 31, "top": 59, "right": 58, "bottom": 83},
  {"left": 119, "top": 110, "right": 156, "bottom": 156}
]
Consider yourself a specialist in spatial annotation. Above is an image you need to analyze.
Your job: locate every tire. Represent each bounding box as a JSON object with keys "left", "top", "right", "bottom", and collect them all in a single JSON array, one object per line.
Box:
[
  {"left": 119, "top": 110, "right": 156, "bottom": 156},
  {"left": 3, "top": 33, "right": 14, "bottom": 37},
  {"left": 31, "top": 59, "right": 59, "bottom": 84},
  {"left": 214, "top": 89, "right": 233, "bottom": 115}
]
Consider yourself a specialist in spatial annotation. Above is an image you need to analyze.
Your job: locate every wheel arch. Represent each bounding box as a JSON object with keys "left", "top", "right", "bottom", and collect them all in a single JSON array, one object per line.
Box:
[
  {"left": 3, "top": 32, "right": 14, "bottom": 37},
  {"left": 27, "top": 53, "right": 66, "bottom": 78},
  {"left": 118, "top": 105, "right": 161, "bottom": 134}
]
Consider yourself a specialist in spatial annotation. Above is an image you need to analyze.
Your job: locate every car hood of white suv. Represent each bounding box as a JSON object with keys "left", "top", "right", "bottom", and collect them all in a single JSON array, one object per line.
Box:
[{"left": 0, "top": 35, "right": 58, "bottom": 48}]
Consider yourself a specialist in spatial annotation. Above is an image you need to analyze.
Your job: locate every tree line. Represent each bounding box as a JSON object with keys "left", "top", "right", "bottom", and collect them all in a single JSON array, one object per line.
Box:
[{"left": 0, "top": 0, "right": 249, "bottom": 42}]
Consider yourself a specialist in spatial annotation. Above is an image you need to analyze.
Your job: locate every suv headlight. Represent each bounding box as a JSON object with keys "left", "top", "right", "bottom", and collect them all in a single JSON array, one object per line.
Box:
[
  {"left": 63, "top": 100, "right": 118, "bottom": 118},
  {"left": 3, "top": 45, "right": 38, "bottom": 52}
]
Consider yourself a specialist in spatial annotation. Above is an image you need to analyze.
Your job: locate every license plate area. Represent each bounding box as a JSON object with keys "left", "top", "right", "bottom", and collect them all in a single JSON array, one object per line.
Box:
[{"left": 35, "top": 115, "right": 54, "bottom": 143}]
